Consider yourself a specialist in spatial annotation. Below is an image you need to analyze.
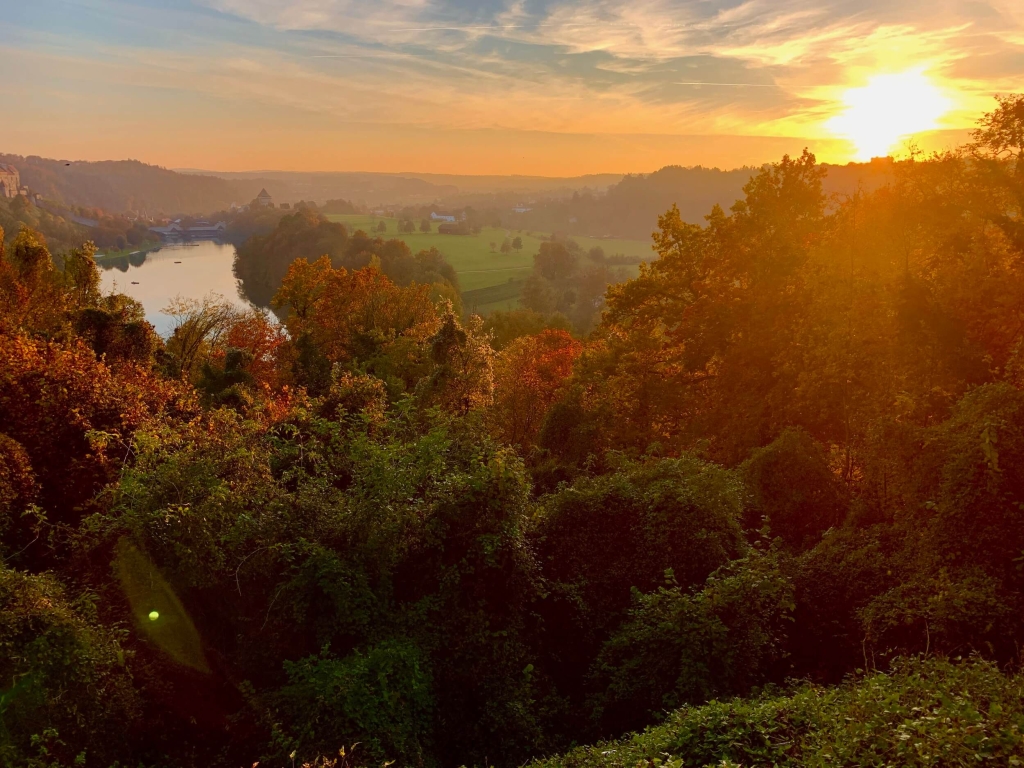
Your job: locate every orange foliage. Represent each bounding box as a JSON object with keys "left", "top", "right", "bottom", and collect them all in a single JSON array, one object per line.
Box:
[
  {"left": 219, "top": 310, "right": 291, "bottom": 389},
  {"left": 0, "top": 333, "right": 191, "bottom": 522},
  {"left": 490, "top": 329, "right": 582, "bottom": 450},
  {"left": 0, "top": 433, "right": 37, "bottom": 516},
  {"left": 274, "top": 257, "right": 438, "bottom": 364},
  {"left": 256, "top": 383, "right": 306, "bottom": 425}
]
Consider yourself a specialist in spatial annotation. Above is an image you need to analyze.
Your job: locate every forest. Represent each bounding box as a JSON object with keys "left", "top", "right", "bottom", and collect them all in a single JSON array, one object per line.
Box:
[{"left": 1, "top": 96, "right": 1023, "bottom": 768}]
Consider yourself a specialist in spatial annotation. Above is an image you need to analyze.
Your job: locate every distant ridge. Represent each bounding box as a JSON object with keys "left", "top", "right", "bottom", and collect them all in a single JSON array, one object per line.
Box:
[
  {"left": 1, "top": 153, "right": 894, "bottom": 236},
  {"left": 0, "top": 155, "right": 270, "bottom": 215}
]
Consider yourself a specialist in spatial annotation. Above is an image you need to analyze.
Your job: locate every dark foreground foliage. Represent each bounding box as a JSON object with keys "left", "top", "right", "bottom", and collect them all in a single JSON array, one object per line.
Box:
[{"left": 531, "top": 658, "right": 1024, "bottom": 768}]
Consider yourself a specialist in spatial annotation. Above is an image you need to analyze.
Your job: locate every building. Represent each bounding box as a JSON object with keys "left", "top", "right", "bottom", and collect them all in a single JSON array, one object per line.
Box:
[
  {"left": 0, "top": 164, "right": 20, "bottom": 199},
  {"left": 149, "top": 220, "right": 227, "bottom": 241},
  {"left": 431, "top": 211, "right": 457, "bottom": 222},
  {"left": 187, "top": 221, "right": 227, "bottom": 238},
  {"left": 256, "top": 188, "right": 273, "bottom": 208}
]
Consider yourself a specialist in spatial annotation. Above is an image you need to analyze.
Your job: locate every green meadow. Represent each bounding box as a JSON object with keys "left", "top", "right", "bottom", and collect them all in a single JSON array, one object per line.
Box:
[{"left": 325, "top": 214, "right": 651, "bottom": 293}]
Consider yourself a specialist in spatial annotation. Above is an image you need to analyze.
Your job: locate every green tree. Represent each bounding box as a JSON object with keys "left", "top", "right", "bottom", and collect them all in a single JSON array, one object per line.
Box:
[
  {"left": 590, "top": 552, "right": 794, "bottom": 734},
  {"left": 742, "top": 428, "right": 849, "bottom": 551},
  {"left": 416, "top": 307, "right": 494, "bottom": 415}
]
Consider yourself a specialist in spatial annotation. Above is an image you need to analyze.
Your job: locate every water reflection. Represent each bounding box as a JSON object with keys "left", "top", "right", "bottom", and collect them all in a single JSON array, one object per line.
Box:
[
  {"left": 103, "top": 250, "right": 150, "bottom": 271},
  {"left": 98, "top": 241, "right": 253, "bottom": 336}
]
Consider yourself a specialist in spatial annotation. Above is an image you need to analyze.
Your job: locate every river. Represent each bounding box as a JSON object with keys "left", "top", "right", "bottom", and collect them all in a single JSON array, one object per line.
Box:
[{"left": 97, "top": 241, "right": 255, "bottom": 336}]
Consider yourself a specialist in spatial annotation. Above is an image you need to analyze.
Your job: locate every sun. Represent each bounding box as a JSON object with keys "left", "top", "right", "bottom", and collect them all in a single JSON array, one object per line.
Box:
[{"left": 827, "top": 70, "right": 952, "bottom": 161}]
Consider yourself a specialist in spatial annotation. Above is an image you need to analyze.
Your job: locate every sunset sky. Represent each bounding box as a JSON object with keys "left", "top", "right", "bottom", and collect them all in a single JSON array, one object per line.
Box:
[{"left": 3, "top": 0, "right": 1022, "bottom": 175}]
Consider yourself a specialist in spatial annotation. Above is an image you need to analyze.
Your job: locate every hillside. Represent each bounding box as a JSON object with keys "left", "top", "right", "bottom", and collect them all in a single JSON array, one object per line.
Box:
[
  {"left": 185, "top": 170, "right": 460, "bottom": 208},
  {"left": 1, "top": 156, "right": 617, "bottom": 215},
  {"left": 183, "top": 170, "right": 624, "bottom": 207},
  {"left": 1, "top": 151, "right": 894, "bottom": 232},
  {"left": 0, "top": 154, "right": 273, "bottom": 215}
]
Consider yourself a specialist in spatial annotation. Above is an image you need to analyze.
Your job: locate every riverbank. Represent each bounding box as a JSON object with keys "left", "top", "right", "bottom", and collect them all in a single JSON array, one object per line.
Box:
[{"left": 94, "top": 241, "right": 164, "bottom": 261}]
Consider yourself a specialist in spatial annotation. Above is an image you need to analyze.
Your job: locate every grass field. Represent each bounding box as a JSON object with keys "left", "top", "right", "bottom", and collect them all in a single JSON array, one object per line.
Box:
[
  {"left": 326, "top": 214, "right": 651, "bottom": 293},
  {"left": 94, "top": 241, "right": 163, "bottom": 261}
]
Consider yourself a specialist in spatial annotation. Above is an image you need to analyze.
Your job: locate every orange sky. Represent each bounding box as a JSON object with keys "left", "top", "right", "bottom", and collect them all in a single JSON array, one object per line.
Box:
[{"left": 2, "top": 0, "right": 1020, "bottom": 175}]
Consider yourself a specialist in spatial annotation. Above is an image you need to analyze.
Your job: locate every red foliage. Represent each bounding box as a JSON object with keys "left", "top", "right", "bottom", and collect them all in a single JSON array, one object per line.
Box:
[
  {"left": 220, "top": 311, "right": 291, "bottom": 389},
  {"left": 0, "top": 333, "right": 191, "bottom": 521},
  {"left": 490, "top": 329, "right": 583, "bottom": 450}
]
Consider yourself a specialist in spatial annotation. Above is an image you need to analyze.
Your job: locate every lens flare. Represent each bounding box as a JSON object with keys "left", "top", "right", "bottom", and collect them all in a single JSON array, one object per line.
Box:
[
  {"left": 827, "top": 70, "right": 951, "bottom": 161},
  {"left": 113, "top": 539, "right": 210, "bottom": 673}
]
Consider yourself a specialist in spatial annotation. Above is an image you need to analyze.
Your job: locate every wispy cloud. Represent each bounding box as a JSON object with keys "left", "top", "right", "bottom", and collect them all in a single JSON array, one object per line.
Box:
[{"left": 1, "top": 0, "right": 1021, "bottom": 172}]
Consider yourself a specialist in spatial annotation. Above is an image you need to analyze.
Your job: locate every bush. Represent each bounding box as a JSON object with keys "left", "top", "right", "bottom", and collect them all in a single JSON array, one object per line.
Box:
[
  {"left": 0, "top": 565, "right": 140, "bottom": 767},
  {"left": 274, "top": 639, "right": 434, "bottom": 765},
  {"left": 534, "top": 457, "right": 747, "bottom": 638},
  {"left": 741, "top": 428, "right": 848, "bottom": 550},
  {"left": 530, "top": 457, "right": 748, "bottom": 719},
  {"left": 531, "top": 657, "right": 1024, "bottom": 768},
  {"left": 589, "top": 551, "right": 795, "bottom": 735}
]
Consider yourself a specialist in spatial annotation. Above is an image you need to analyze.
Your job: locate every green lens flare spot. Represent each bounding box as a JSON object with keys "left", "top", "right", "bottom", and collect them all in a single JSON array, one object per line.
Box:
[{"left": 148, "top": 610, "right": 160, "bottom": 621}]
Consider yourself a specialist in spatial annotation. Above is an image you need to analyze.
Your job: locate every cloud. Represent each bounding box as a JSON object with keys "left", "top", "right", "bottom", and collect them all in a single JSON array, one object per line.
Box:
[
  {"left": 193, "top": 0, "right": 1024, "bottom": 121},
  {"left": 4, "top": 0, "right": 1023, "bottom": 170}
]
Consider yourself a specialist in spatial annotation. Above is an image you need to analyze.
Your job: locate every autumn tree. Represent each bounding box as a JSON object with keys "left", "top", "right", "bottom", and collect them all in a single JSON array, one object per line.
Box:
[
  {"left": 74, "top": 292, "right": 161, "bottom": 367},
  {"left": 234, "top": 210, "right": 459, "bottom": 308},
  {"left": 489, "top": 329, "right": 581, "bottom": 450},
  {"left": 483, "top": 308, "right": 572, "bottom": 350},
  {"left": 543, "top": 151, "right": 829, "bottom": 464},
  {"left": 0, "top": 228, "right": 68, "bottom": 334},
  {"left": 163, "top": 293, "right": 241, "bottom": 380},
  {"left": 534, "top": 241, "right": 579, "bottom": 281},
  {"left": 416, "top": 307, "right": 494, "bottom": 415},
  {"left": 273, "top": 257, "right": 439, "bottom": 394},
  {"left": 233, "top": 209, "right": 349, "bottom": 306},
  {"left": 60, "top": 241, "right": 102, "bottom": 307},
  {"left": 0, "top": 333, "right": 184, "bottom": 525},
  {"left": 971, "top": 93, "right": 1024, "bottom": 249},
  {"left": 221, "top": 309, "right": 290, "bottom": 388},
  {"left": 520, "top": 273, "right": 557, "bottom": 314}
]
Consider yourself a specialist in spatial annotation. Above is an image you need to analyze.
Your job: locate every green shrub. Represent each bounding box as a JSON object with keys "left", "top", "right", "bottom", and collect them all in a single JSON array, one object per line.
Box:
[
  {"left": 741, "top": 428, "right": 848, "bottom": 551},
  {"left": 530, "top": 657, "right": 1024, "bottom": 768},
  {"left": 533, "top": 457, "right": 747, "bottom": 641},
  {"left": 274, "top": 639, "right": 434, "bottom": 766},
  {"left": 0, "top": 565, "right": 140, "bottom": 768},
  {"left": 588, "top": 551, "right": 794, "bottom": 735}
]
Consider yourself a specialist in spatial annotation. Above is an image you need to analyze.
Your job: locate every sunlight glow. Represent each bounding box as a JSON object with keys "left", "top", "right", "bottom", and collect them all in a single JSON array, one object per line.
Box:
[{"left": 827, "top": 70, "right": 952, "bottom": 161}]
